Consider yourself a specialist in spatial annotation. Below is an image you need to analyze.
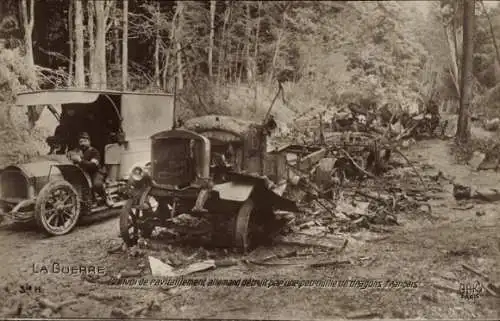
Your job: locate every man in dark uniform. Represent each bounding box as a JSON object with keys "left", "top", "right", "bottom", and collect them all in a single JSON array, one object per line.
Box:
[{"left": 71, "top": 132, "right": 113, "bottom": 207}]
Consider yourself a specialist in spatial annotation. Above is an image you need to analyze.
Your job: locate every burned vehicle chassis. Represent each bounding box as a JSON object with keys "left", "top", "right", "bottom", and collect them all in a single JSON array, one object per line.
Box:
[
  {"left": 120, "top": 116, "right": 298, "bottom": 253},
  {"left": 124, "top": 173, "right": 279, "bottom": 249}
]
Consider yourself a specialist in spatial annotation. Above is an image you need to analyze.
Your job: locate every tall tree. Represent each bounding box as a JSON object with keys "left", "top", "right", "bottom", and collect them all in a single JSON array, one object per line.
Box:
[
  {"left": 253, "top": 0, "right": 261, "bottom": 108},
  {"left": 154, "top": 2, "right": 161, "bottom": 88},
  {"left": 216, "top": 0, "right": 231, "bottom": 88},
  {"left": 93, "top": 0, "right": 114, "bottom": 89},
  {"left": 87, "top": 0, "right": 96, "bottom": 88},
  {"left": 20, "top": 0, "right": 35, "bottom": 82},
  {"left": 67, "top": 0, "right": 74, "bottom": 86},
  {"left": 74, "top": 0, "right": 85, "bottom": 87},
  {"left": 122, "top": 0, "right": 128, "bottom": 90},
  {"left": 208, "top": 0, "right": 216, "bottom": 79},
  {"left": 245, "top": 2, "right": 252, "bottom": 83},
  {"left": 175, "top": 1, "right": 184, "bottom": 90},
  {"left": 456, "top": 0, "right": 475, "bottom": 143}
]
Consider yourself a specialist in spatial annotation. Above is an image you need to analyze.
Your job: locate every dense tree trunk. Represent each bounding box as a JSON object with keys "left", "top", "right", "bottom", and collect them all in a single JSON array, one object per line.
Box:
[
  {"left": 253, "top": 1, "right": 261, "bottom": 109},
  {"left": 162, "top": 0, "right": 181, "bottom": 91},
  {"left": 74, "top": 0, "right": 85, "bottom": 87},
  {"left": 269, "top": 5, "right": 289, "bottom": 84},
  {"left": 245, "top": 2, "right": 252, "bottom": 84},
  {"left": 94, "top": 0, "right": 114, "bottom": 89},
  {"left": 87, "top": 0, "right": 96, "bottom": 88},
  {"left": 67, "top": 0, "right": 74, "bottom": 86},
  {"left": 154, "top": 3, "right": 161, "bottom": 88},
  {"left": 216, "top": 1, "right": 231, "bottom": 88},
  {"left": 175, "top": 1, "right": 184, "bottom": 90},
  {"left": 237, "top": 42, "right": 244, "bottom": 85},
  {"left": 113, "top": 17, "right": 120, "bottom": 66},
  {"left": 444, "top": 26, "right": 460, "bottom": 97},
  {"left": 20, "top": 0, "right": 35, "bottom": 82},
  {"left": 208, "top": 0, "right": 216, "bottom": 80},
  {"left": 20, "top": 0, "right": 41, "bottom": 127},
  {"left": 456, "top": 0, "right": 475, "bottom": 143},
  {"left": 122, "top": 0, "right": 128, "bottom": 90}
]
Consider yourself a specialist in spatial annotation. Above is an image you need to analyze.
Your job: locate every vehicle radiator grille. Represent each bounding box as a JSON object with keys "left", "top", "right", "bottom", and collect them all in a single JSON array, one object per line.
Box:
[{"left": 151, "top": 138, "right": 196, "bottom": 186}]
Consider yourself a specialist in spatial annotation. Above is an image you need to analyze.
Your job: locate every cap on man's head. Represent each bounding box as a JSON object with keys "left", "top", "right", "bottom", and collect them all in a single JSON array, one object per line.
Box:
[{"left": 79, "top": 132, "right": 90, "bottom": 140}]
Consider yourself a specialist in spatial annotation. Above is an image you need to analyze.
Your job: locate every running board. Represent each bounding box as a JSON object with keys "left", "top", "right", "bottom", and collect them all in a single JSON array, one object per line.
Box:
[{"left": 90, "top": 199, "right": 127, "bottom": 213}]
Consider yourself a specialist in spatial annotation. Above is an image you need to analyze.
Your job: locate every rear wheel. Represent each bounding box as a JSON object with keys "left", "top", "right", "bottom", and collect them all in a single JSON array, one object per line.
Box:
[{"left": 34, "top": 180, "right": 81, "bottom": 236}]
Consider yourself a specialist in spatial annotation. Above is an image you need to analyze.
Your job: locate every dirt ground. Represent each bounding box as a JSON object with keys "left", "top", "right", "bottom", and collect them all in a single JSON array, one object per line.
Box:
[{"left": 0, "top": 137, "right": 499, "bottom": 319}]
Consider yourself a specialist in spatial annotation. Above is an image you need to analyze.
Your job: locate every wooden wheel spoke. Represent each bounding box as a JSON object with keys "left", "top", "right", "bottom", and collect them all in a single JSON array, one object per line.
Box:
[
  {"left": 60, "top": 194, "right": 73, "bottom": 205},
  {"left": 60, "top": 204, "right": 75, "bottom": 210},
  {"left": 53, "top": 214, "right": 60, "bottom": 227},
  {"left": 46, "top": 212, "right": 58, "bottom": 225},
  {"left": 61, "top": 209, "right": 74, "bottom": 220}
]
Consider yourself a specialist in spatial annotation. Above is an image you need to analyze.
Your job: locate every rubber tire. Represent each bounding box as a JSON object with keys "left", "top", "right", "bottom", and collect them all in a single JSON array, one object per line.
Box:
[
  {"left": 34, "top": 179, "right": 81, "bottom": 236},
  {"left": 119, "top": 199, "right": 153, "bottom": 247}
]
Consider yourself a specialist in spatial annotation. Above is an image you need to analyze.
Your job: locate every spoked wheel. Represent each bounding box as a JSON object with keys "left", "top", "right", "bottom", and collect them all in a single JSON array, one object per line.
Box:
[
  {"left": 119, "top": 194, "right": 158, "bottom": 246},
  {"left": 34, "top": 180, "right": 81, "bottom": 236}
]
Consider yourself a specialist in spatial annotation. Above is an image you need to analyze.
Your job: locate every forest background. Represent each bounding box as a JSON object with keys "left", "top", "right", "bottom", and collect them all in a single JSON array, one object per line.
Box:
[{"left": 1, "top": 0, "right": 500, "bottom": 165}]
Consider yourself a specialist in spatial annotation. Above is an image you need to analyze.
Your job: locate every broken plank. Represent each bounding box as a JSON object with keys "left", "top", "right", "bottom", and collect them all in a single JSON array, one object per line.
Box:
[
  {"left": 274, "top": 234, "right": 347, "bottom": 251},
  {"left": 431, "top": 278, "right": 460, "bottom": 294},
  {"left": 461, "top": 263, "right": 489, "bottom": 281}
]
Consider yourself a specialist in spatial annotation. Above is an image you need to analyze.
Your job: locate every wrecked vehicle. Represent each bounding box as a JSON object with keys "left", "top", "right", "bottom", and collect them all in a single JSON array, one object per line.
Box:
[
  {"left": 0, "top": 89, "right": 175, "bottom": 235},
  {"left": 119, "top": 115, "right": 298, "bottom": 252}
]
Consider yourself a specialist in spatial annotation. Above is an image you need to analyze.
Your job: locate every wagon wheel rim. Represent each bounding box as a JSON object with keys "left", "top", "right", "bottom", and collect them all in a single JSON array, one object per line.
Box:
[{"left": 41, "top": 186, "right": 79, "bottom": 233}]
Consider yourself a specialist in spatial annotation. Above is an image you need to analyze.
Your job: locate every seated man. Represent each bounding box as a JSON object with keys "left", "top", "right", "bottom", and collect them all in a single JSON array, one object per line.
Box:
[{"left": 70, "top": 132, "right": 113, "bottom": 207}]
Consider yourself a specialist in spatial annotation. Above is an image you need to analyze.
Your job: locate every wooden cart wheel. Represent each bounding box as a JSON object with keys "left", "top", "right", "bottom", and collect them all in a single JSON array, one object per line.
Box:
[
  {"left": 233, "top": 198, "right": 256, "bottom": 253},
  {"left": 34, "top": 180, "right": 81, "bottom": 236},
  {"left": 119, "top": 197, "right": 156, "bottom": 246}
]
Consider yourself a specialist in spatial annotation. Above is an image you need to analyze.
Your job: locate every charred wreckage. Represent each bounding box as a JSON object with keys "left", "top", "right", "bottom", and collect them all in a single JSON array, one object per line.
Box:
[{"left": 0, "top": 87, "right": 440, "bottom": 253}]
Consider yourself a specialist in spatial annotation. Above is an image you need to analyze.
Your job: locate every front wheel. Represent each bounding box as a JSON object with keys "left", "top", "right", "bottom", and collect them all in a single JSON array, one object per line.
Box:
[
  {"left": 119, "top": 197, "right": 156, "bottom": 246},
  {"left": 34, "top": 180, "right": 81, "bottom": 236}
]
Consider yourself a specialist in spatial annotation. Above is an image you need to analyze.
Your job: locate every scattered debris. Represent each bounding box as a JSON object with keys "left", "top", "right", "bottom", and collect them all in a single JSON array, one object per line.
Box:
[
  {"left": 117, "top": 269, "right": 143, "bottom": 278},
  {"left": 483, "top": 118, "right": 500, "bottom": 131},
  {"left": 149, "top": 256, "right": 216, "bottom": 277},
  {"left": 111, "top": 300, "right": 160, "bottom": 318},
  {"left": 421, "top": 294, "right": 438, "bottom": 303},
  {"left": 274, "top": 234, "right": 347, "bottom": 251},
  {"left": 451, "top": 204, "right": 474, "bottom": 211},
  {"left": 468, "top": 151, "right": 487, "bottom": 171},
  {"left": 89, "top": 292, "right": 122, "bottom": 301},
  {"left": 454, "top": 183, "right": 500, "bottom": 202},
  {"left": 431, "top": 278, "right": 461, "bottom": 294},
  {"left": 36, "top": 298, "right": 77, "bottom": 312},
  {"left": 462, "top": 263, "right": 489, "bottom": 281},
  {"left": 3, "top": 301, "right": 22, "bottom": 317},
  {"left": 476, "top": 210, "right": 486, "bottom": 217},
  {"left": 346, "top": 311, "right": 383, "bottom": 319},
  {"left": 107, "top": 242, "right": 125, "bottom": 254}
]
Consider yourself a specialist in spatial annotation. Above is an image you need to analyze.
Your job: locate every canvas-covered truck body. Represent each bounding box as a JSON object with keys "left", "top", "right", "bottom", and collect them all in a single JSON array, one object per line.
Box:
[{"left": 0, "top": 89, "right": 175, "bottom": 235}]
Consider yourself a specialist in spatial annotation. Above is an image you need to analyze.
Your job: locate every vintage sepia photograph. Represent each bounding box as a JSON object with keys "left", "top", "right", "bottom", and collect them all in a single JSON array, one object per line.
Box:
[{"left": 0, "top": 0, "right": 499, "bottom": 319}]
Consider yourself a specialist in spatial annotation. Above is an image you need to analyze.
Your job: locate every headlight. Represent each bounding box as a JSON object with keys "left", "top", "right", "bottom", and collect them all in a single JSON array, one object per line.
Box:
[{"left": 130, "top": 166, "right": 144, "bottom": 181}]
